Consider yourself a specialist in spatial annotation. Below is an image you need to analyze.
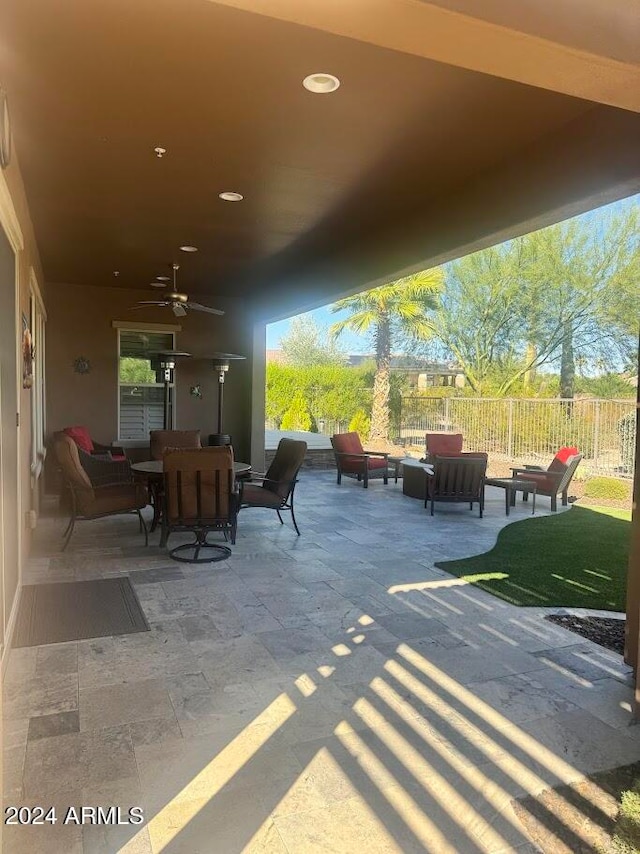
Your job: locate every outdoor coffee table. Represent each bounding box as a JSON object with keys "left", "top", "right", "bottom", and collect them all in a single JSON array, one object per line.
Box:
[
  {"left": 401, "top": 458, "right": 435, "bottom": 500},
  {"left": 485, "top": 476, "right": 537, "bottom": 516}
]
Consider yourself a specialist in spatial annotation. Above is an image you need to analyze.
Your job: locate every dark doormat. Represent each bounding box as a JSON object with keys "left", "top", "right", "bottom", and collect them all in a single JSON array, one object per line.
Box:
[{"left": 12, "top": 578, "right": 150, "bottom": 647}]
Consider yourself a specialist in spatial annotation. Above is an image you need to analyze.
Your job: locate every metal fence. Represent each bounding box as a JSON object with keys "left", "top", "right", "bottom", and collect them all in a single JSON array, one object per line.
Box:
[
  {"left": 395, "top": 397, "right": 637, "bottom": 477},
  {"left": 266, "top": 395, "right": 636, "bottom": 477}
]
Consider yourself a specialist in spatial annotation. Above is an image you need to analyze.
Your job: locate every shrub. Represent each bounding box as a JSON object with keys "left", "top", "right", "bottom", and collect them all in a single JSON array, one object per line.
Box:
[
  {"left": 348, "top": 409, "right": 371, "bottom": 440},
  {"left": 584, "top": 476, "right": 630, "bottom": 501},
  {"left": 617, "top": 412, "right": 637, "bottom": 474},
  {"left": 280, "top": 393, "right": 312, "bottom": 431}
]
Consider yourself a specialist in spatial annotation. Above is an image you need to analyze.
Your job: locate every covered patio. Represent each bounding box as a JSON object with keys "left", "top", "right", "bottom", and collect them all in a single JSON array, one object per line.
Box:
[{"left": 5, "top": 476, "right": 637, "bottom": 853}]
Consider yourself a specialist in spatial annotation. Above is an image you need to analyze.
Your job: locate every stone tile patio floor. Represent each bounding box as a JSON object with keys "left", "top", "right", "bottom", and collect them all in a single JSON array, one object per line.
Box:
[{"left": 3, "top": 472, "right": 636, "bottom": 853}]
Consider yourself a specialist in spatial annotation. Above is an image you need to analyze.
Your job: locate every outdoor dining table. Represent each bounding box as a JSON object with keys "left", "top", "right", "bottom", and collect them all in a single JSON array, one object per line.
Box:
[{"left": 131, "top": 459, "right": 252, "bottom": 531}]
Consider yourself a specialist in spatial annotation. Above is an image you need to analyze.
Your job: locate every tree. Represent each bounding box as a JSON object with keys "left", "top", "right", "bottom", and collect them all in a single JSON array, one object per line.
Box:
[
  {"left": 265, "top": 363, "right": 372, "bottom": 430},
  {"left": 280, "top": 392, "right": 313, "bottom": 431},
  {"left": 119, "top": 357, "right": 156, "bottom": 384},
  {"left": 408, "top": 205, "right": 639, "bottom": 397},
  {"left": 279, "top": 314, "right": 347, "bottom": 366},
  {"left": 330, "top": 270, "right": 443, "bottom": 441}
]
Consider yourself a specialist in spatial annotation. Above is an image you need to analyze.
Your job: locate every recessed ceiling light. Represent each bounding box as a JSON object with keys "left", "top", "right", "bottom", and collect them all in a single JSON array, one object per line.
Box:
[
  {"left": 179, "top": 245, "right": 198, "bottom": 252},
  {"left": 303, "top": 73, "right": 340, "bottom": 94},
  {"left": 155, "top": 275, "right": 171, "bottom": 282},
  {"left": 150, "top": 282, "right": 166, "bottom": 288},
  {"left": 218, "top": 192, "right": 244, "bottom": 202}
]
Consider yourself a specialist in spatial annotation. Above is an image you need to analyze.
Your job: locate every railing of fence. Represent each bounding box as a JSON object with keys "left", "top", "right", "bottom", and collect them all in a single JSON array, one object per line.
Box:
[
  {"left": 395, "top": 397, "right": 636, "bottom": 477},
  {"left": 266, "top": 397, "right": 636, "bottom": 477}
]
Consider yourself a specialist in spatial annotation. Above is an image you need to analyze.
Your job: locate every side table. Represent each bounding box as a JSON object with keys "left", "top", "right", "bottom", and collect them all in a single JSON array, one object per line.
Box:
[
  {"left": 387, "top": 455, "right": 406, "bottom": 483},
  {"left": 485, "top": 477, "right": 537, "bottom": 516}
]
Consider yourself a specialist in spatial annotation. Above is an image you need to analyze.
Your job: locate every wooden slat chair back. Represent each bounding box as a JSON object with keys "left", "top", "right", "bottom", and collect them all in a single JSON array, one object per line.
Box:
[
  {"left": 428, "top": 454, "right": 488, "bottom": 517},
  {"left": 161, "top": 446, "right": 237, "bottom": 562}
]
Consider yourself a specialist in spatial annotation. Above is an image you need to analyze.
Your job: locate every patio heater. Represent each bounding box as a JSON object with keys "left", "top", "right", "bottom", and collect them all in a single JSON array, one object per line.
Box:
[
  {"left": 197, "top": 353, "right": 246, "bottom": 446},
  {"left": 151, "top": 350, "right": 191, "bottom": 430}
]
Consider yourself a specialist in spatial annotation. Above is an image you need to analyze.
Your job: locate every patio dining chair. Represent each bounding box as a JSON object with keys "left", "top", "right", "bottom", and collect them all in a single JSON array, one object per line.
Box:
[
  {"left": 239, "top": 438, "right": 307, "bottom": 535},
  {"left": 150, "top": 429, "right": 202, "bottom": 460},
  {"left": 511, "top": 447, "right": 582, "bottom": 511},
  {"left": 161, "top": 446, "right": 238, "bottom": 562},
  {"left": 426, "top": 453, "right": 488, "bottom": 517},
  {"left": 330, "top": 432, "right": 389, "bottom": 488}
]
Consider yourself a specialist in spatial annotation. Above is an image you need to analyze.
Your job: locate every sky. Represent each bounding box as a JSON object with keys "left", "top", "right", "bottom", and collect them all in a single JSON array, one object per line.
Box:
[{"left": 266, "top": 194, "right": 639, "bottom": 354}]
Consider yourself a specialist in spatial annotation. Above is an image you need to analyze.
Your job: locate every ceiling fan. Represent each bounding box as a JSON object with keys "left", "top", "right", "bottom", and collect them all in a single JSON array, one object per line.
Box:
[{"left": 131, "top": 263, "right": 224, "bottom": 317}]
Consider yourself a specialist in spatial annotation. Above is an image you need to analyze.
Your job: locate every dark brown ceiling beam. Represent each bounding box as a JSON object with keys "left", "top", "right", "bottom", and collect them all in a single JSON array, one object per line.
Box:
[{"left": 207, "top": 0, "right": 640, "bottom": 112}]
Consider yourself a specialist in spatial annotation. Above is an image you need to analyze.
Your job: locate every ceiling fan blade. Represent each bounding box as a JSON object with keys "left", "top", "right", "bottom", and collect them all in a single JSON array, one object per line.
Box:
[
  {"left": 172, "top": 303, "right": 187, "bottom": 317},
  {"left": 185, "top": 301, "right": 225, "bottom": 316},
  {"left": 132, "top": 301, "right": 169, "bottom": 307}
]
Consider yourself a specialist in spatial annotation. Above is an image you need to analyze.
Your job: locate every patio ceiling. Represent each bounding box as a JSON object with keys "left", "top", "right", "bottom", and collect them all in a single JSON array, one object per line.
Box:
[{"left": 1, "top": 0, "right": 639, "bottom": 319}]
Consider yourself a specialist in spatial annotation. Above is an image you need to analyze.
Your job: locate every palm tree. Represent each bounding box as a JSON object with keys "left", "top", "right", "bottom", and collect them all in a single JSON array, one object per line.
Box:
[{"left": 330, "top": 270, "right": 443, "bottom": 442}]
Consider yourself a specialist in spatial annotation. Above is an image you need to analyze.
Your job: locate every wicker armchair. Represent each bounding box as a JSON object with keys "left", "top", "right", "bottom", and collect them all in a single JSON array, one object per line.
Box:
[
  {"left": 53, "top": 433, "right": 148, "bottom": 550},
  {"left": 62, "top": 425, "right": 126, "bottom": 460}
]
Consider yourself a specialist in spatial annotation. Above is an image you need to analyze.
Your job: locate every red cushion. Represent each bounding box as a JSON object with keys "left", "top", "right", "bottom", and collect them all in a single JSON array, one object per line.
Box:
[
  {"left": 110, "top": 453, "right": 127, "bottom": 462},
  {"left": 426, "top": 433, "right": 463, "bottom": 455},
  {"left": 549, "top": 446, "right": 579, "bottom": 472},
  {"left": 332, "top": 432, "right": 364, "bottom": 454},
  {"left": 557, "top": 446, "right": 578, "bottom": 463},
  {"left": 340, "top": 456, "right": 387, "bottom": 474},
  {"left": 517, "top": 472, "right": 556, "bottom": 492},
  {"left": 64, "top": 425, "right": 94, "bottom": 453}
]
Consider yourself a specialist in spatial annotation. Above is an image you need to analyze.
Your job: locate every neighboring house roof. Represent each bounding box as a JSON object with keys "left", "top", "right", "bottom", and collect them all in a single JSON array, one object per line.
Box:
[{"left": 346, "top": 354, "right": 463, "bottom": 373}]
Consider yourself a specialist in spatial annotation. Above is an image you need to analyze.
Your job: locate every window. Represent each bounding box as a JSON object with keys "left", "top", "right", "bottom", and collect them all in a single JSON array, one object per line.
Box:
[
  {"left": 30, "top": 274, "right": 46, "bottom": 478},
  {"left": 118, "top": 329, "right": 175, "bottom": 440}
]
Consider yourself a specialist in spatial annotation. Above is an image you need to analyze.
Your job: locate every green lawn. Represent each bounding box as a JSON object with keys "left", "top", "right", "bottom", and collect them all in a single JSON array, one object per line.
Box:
[{"left": 435, "top": 505, "right": 632, "bottom": 611}]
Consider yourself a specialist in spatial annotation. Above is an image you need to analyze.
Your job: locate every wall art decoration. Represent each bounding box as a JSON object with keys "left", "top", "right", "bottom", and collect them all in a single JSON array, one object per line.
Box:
[
  {"left": 73, "top": 356, "right": 91, "bottom": 375},
  {"left": 22, "top": 313, "right": 34, "bottom": 389}
]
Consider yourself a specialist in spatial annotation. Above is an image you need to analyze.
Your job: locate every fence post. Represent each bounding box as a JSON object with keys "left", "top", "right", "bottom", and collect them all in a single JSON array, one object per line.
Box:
[
  {"left": 593, "top": 400, "right": 600, "bottom": 470},
  {"left": 444, "top": 397, "right": 450, "bottom": 430},
  {"left": 507, "top": 399, "right": 514, "bottom": 458}
]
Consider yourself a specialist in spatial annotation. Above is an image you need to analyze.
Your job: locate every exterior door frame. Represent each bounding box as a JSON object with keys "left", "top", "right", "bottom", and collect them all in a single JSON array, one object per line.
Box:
[{"left": 0, "top": 168, "right": 25, "bottom": 665}]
